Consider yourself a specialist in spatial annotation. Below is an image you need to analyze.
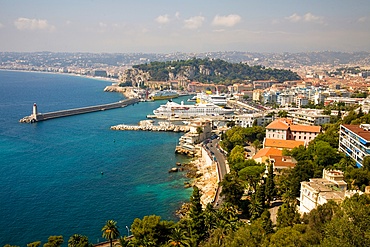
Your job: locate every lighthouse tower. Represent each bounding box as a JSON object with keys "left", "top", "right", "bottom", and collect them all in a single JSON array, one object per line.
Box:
[{"left": 32, "top": 103, "right": 38, "bottom": 119}]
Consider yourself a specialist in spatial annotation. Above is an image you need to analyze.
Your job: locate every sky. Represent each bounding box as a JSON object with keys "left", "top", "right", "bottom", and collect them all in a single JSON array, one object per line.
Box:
[{"left": 0, "top": 0, "right": 369, "bottom": 53}]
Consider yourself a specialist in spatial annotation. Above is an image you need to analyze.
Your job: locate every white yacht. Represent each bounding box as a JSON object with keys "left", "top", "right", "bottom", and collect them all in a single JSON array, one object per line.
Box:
[{"left": 153, "top": 100, "right": 234, "bottom": 118}]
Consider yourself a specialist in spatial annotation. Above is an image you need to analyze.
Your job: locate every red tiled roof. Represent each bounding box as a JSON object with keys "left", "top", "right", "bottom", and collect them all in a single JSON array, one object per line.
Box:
[
  {"left": 264, "top": 138, "right": 305, "bottom": 150},
  {"left": 253, "top": 147, "right": 283, "bottom": 159},
  {"left": 290, "top": 125, "right": 321, "bottom": 133},
  {"left": 269, "top": 155, "right": 297, "bottom": 168},
  {"left": 266, "top": 119, "right": 290, "bottom": 130},
  {"left": 342, "top": 124, "right": 370, "bottom": 141}
]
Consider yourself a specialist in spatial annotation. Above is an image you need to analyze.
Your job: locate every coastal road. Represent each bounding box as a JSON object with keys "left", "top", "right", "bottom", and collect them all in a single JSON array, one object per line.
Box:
[{"left": 206, "top": 138, "right": 228, "bottom": 206}]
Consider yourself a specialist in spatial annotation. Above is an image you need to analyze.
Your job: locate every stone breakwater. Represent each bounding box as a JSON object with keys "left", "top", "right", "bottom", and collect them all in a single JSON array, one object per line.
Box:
[{"left": 111, "top": 120, "right": 190, "bottom": 132}]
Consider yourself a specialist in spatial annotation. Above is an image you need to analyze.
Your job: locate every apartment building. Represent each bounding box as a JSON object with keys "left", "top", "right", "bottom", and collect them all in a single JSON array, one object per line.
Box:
[
  {"left": 288, "top": 110, "right": 330, "bottom": 126},
  {"left": 339, "top": 124, "right": 370, "bottom": 167},
  {"left": 298, "top": 169, "right": 361, "bottom": 214}
]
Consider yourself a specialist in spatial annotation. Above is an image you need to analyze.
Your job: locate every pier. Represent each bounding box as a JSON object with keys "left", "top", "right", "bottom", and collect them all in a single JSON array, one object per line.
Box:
[{"left": 19, "top": 98, "right": 140, "bottom": 123}]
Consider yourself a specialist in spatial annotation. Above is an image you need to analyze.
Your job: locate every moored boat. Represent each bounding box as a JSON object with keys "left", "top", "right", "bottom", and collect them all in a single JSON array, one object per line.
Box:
[
  {"left": 153, "top": 100, "right": 234, "bottom": 118},
  {"left": 148, "top": 90, "right": 179, "bottom": 100}
]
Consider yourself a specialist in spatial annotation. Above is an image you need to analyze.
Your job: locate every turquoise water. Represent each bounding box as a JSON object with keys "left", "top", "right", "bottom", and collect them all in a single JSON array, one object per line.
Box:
[{"left": 0, "top": 70, "right": 192, "bottom": 246}]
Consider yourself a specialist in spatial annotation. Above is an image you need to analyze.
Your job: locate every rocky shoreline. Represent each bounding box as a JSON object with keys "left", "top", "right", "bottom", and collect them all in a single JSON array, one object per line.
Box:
[{"left": 175, "top": 145, "right": 219, "bottom": 217}]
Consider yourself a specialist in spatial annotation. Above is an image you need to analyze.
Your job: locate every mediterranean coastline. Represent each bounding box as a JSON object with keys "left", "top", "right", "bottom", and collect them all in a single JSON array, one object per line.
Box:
[{"left": 0, "top": 70, "right": 196, "bottom": 246}]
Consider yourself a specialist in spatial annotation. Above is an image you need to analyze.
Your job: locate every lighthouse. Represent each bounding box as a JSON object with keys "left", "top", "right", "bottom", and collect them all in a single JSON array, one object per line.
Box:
[{"left": 32, "top": 103, "right": 38, "bottom": 117}]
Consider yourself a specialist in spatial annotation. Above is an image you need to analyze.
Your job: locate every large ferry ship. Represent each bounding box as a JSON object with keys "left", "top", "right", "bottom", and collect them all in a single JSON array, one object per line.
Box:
[
  {"left": 148, "top": 90, "right": 179, "bottom": 100},
  {"left": 194, "top": 92, "right": 228, "bottom": 107},
  {"left": 153, "top": 100, "right": 234, "bottom": 118}
]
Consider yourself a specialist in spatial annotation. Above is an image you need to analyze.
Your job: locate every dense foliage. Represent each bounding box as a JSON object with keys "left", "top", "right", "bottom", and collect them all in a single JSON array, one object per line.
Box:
[{"left": 133, "top": 58, "right": 300, "bottom": 84}]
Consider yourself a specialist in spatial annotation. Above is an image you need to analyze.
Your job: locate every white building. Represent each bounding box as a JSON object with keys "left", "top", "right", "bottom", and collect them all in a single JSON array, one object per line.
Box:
[
  {"left": 298, "top": 169, "right": 361, "bottom": 214},
  {"left": 288, "top": 110, "right": 331, "bottom": 126}
]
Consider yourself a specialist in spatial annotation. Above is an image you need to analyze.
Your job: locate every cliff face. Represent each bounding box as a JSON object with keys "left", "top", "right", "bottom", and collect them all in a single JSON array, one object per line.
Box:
[
  {"left": 120, "top": 65, "right": 209, "bottom": 85},
  {"left": 120, "top": 68, "right": 151, "bottom": 86}
]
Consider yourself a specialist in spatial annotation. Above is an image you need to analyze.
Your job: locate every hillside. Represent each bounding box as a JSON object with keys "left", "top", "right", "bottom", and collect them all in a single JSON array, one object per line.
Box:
[{"left": 131, "top": 58, "right": 300, "bottom": 84}]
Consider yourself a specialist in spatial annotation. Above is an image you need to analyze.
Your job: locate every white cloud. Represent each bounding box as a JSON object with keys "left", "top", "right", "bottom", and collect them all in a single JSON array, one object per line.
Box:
[
  {"left": 303, "top": 13, "right": 324, "bottom": 24},
  {"left": 155, "top": 14, "right": 170, "bottom": 24},
  {"left": 184, "top": 16, "right": 205, "bottom": 29},
  {"left": 212, "top": 14, "right": 241, "bottom": 27},
  {"left": 358, "top": 16, "right": 368, "bottom": 23},
  {"left": 175, "top": 12, "right": 180, "bottom": 19},
  {"left": 0, "top": 22, "right": 4, "bottom": 28},
  {"left": 14, "top": 17, "right": 55, "bottom": 31},
  {"left": 285, "top": 13, "right": 324, "bottom": 24},
  {"left": 285, "top": 13, "right": 301, "bottom": 22},
  {"left": 99, "top": 22, "right": 107, "bottom": 28}
]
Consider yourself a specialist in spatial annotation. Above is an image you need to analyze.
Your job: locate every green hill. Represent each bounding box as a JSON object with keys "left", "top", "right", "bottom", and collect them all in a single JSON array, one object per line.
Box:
[{"left": 133, "top": 58, "right": 300, "bottom": 84}]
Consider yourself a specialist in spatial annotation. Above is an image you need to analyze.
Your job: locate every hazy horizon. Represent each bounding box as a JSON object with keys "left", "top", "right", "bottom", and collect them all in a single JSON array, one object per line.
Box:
[{"left": 1, "top": 0, "right": 370, "bottom": 53}]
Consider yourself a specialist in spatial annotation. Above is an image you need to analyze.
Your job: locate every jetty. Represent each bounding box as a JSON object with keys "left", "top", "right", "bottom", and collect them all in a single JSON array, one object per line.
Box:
[
  {"left": 19, "top": 98, "right": 140, "bottom": 123},
  {"left": 111, "top": 120, "right": 190, "bottom": 132}
]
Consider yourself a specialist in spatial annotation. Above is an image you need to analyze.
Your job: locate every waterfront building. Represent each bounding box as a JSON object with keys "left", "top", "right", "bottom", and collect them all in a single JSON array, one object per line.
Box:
[
  {"left": 298, "top": 169, "right": 361, "bottom": 214},
  {"left": 288, "top": 110, "right": 330, "bottom": 126},
  {"left": 339, "top": 124, "right": 370, "bottom": 167},
  {"left": 176, "top": 119, "right": 212, "bottom": 153}
]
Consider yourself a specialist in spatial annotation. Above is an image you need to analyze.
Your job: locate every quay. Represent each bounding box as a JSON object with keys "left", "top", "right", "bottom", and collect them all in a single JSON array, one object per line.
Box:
[
  {"left": 19, "top": 98, "right": 140, "bottom": 123},
  {"left": 111, "top": 120, "right": 190, "bottom": 132}
]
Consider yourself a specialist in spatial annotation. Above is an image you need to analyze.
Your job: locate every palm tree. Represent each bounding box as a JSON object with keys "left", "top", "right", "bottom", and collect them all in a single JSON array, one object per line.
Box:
[
  {"left": 114, "top": 237, "right": 131, "bottom": 247},
  {"left": 68, "top": 234, "right": 89, "bottom": 247},
  {"left": 102, "top": 220, "right": 120, "bottom": 247},
  {"left": 168, "top": 226, "right": 188, "bottom": 247}
]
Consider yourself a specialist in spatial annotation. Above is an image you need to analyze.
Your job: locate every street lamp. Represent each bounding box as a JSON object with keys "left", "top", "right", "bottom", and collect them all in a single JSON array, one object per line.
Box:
[{"left": 126, "top": 225, "right": 130, "bottom": 236}]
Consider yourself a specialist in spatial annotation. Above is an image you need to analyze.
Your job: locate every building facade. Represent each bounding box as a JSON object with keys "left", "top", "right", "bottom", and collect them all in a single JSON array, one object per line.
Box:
[
  {"left": 298, "top": 169, "right": 361, "bottom": 214},
  {"left": 339, "top": 124, "right": 370, "bottom": 167}
]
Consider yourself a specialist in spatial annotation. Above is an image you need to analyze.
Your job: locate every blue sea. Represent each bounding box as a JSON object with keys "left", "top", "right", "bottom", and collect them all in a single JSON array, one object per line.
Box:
[{"left": 0, "top": 70, "right": 192, "bottom": 246}]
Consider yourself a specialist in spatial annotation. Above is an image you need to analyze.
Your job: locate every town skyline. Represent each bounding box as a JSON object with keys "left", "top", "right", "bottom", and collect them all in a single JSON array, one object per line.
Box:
[{"left": 1, "top": 0, "right": 370, "bottom": 53}]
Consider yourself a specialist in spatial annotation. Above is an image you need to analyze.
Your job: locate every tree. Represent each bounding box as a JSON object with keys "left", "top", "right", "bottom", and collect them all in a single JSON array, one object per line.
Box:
[
  {"left": 130, "top": 215, "right": 173, "bottom": 246},
  {"left": 249, "top": 184, "right": 265, "bottom": 220},
  {"left": 220, "top": 172, "right": 245, "bottom": 207},
  {"left": 196, "top": 126, "right": 203, "bottom": 140},
  {"left": 362, "top": 156, "right": 370, "bottom": 171},
  {"left": 277, "top": 110, "right": 288, "bottom": 118},
  {"left": 260, "top": 210, "right": 274, "bottom": 235},
  {"left": 101, "top": 220, "right": 120, "bottom": 247},
  {"left": 114, "top": 237, "right": 131, "bottom": 247},
  {"left": 265, "top": 163, "right": 275, "bottom": 206},
  {"left": 43, "top": 236, "right": 64, "bottom": 247},
  {"left": 276, "top": 203, "right": 300, "bottom": 229},
  {"left": 239, "top": 165, "right": 265, "bottom": 193},
  {"left": 188, "top": 186, "right": 205, "bottom": 242},
  {"left": 168, "top": 227, "right": 189, "bottom": 247},
  {"left": 252, "top": 140, "right": 261, "bottom": 152},
  {"left": 68, "top": 234, "right": 89, "bottom": 247}
]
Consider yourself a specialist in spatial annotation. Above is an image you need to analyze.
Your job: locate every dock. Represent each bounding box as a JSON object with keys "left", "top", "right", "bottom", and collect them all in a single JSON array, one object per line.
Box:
[{"left": 19, "top": 98, "right": 140, "bottom": 123}]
